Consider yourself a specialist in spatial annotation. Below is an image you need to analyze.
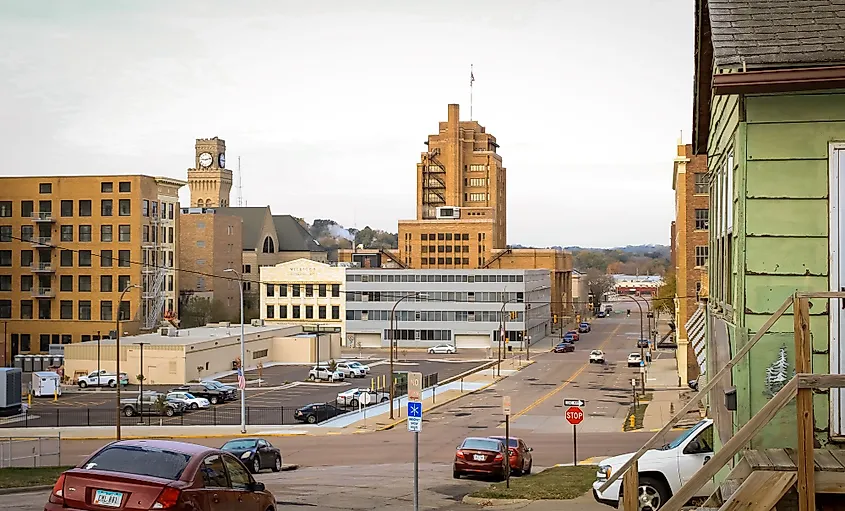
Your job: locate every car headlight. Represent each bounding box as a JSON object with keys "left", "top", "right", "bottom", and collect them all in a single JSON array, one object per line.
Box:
[
  {"left": 241, "top": 451, "right": 252, "bottom": 460},
  {"left": 597, "top": 465, "right": 612, "bottom": 480}
]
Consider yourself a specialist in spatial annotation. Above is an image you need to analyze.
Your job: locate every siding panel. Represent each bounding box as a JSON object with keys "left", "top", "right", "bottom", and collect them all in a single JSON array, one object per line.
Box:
[
  {"left": 746, "top": 93, "right": 845, "bottom": 124},
  {"left": 747, "top": 121, "right": 845, "bottom": 160},
  {"left": 745, "top": 237, "right": 828, "bottom": 276},
  {"left": 746, "top": 159, "right": 828, "bottom": 198},
  {"left": 744, "top": 274, "right": 828, "bottom": 314},
  {"left": 745, "top": 199, "right": 828, "bottom": 236}
]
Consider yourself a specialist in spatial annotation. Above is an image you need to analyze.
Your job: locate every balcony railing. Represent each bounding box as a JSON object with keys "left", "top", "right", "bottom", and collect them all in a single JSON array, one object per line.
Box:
[
  {"left": 30, "top": 262, "right": 55, "bottom": 272},
  {"left": 31, "top": 212, "right": 55, "bottom": 222},
  {"left": 30, "top": 237, "right": 53, "bottom": 248},
  {"left": 31, "top": 287, "right": 55, "bottom": 298}
]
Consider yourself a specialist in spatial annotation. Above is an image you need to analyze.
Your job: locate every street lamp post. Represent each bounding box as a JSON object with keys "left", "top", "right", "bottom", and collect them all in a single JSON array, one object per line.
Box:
[
  {"left": 224, "top": 268, "right": 246, "bottom": 434},
  {"left": 96, "top": 330, "right": 101, "bottom": 386},
  {"left": 115, "top": 284, "right": 140, "bottom": 441},
  {"left": 389, "top": 292, "right": 425, "bottom": 419}
]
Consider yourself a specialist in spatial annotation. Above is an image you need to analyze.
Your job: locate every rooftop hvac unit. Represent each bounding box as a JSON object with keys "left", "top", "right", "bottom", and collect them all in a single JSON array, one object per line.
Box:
[
  {"left": 159, "top": 327, "right": 179, "bottom": 337},
  {"left": 0, "top": 368, "right": 23, "bottom": 410},
  {"left": 219, "top": 321, "right": 231, "bottom": 328},
  {"left": 436, "top": 206, "right": 460, "bottom": 219},
  {"left": 251, "top": 319, "right": 264, "bottom": 327}
]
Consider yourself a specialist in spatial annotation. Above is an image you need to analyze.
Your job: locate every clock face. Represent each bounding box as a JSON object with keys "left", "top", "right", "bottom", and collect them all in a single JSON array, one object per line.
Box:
[
  {"left": 199, "top": 152, "right": 213, "bottom": 168},
  {"left": 218, "top": 153, "right": 226, "bottom": 168}
]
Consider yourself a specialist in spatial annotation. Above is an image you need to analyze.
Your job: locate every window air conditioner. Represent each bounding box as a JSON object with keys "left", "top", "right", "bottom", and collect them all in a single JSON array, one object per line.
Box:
[{"left": 436, "top": 206, "right": 460, "bottom": 219}]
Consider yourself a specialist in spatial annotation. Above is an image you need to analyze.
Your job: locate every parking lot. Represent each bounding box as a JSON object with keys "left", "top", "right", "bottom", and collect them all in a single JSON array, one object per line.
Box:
[{"left": 9, "top": 353, "right": 490, "bottom": 427}]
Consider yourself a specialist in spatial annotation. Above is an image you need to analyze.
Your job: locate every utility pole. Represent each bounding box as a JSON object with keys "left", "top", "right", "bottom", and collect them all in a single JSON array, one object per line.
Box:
[{"left": 115, "top": 284, "right": 139, "bottom": 441}]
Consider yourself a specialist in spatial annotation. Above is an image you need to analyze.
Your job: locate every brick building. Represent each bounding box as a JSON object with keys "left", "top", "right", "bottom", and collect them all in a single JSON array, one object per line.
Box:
[
  {"left": 671, "top": 142, "right": 709, "bottom": 382},
  {"left": 178, "top": 208, "right": 243, "bottom": 309}
]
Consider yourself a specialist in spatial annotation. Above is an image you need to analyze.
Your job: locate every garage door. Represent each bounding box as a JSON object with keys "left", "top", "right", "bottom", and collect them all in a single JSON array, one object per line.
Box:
[
  {"left": 354, "top": 333, "right": 382, "bottom": 349},
  {"left": 455, "top": 334, "right": 491, "bottom": 349}
]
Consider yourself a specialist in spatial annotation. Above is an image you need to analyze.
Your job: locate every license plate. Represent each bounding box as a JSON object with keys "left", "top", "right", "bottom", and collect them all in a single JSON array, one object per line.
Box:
[
  {"left": 473, "top": 454, "right": 486, "bottom": 461},
  {"left": 93, "top": 489, "right": 123, "bottom": 507}
]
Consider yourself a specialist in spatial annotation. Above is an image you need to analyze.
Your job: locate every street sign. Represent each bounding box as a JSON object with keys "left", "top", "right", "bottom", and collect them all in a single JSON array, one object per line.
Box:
[
  {"left": 565, "top": 406, "right": 584, "bottom": 425},
  {"left": 502, "top": 396, "right": 511, "bottom": 415},
  {"left": 563, "top": 399, "right": 585, "bottom": 407},
  {"left": 408, "top": 371, "right": 423, "bottom": 401},
  {"left": 408, "top": 401, "right": 422, "bottom": 432}
]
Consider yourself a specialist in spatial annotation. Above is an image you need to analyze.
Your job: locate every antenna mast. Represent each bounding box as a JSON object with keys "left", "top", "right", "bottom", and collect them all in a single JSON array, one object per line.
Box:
[{"left": 236, "top": 156, "right": 243, "bottom": 206}]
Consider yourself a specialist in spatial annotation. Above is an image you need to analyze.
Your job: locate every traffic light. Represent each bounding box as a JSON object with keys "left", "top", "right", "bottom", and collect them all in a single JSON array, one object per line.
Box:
[
  {"left": 553, "top": 314, "right": 558, "bottom": 324},
  {"left": 510, "top": 311, "right": 517, "bottom": 320}
]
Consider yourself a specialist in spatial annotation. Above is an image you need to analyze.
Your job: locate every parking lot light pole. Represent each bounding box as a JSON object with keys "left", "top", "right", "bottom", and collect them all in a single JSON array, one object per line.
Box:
[
  {"left": 224, "top": 268, "right": 246, "bottom": 434},
  {"left": 134, "top": 342, "right": 149, "bottom": 425},
  {"left": 389, "top": 292, "right": 425, "bottom": 419},
  {"left": 115, "top": 284, "right": 139, "bottom": 441}
]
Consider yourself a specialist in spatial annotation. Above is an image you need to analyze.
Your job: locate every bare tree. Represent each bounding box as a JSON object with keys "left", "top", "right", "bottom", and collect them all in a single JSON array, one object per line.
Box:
[{"left": 585, "top": 269, "right": 616, "bottom": 309}]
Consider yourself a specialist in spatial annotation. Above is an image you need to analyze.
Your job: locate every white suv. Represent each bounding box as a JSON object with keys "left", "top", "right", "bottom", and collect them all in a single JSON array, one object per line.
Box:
[
  {"left": 336, "top": 362, "right": 366, "bottom": 378},
  {"left": 627, "top": 353, "right": 643, "bottom": 367},
  {"left": 589, "top": 350, "right": 605, "bottom": 364},
  {"left": 308, "top": 365, "right": 344, "bottom": 382}
]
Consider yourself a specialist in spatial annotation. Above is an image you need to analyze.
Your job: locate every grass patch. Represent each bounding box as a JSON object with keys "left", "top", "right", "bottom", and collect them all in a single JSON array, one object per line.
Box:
[
  {"left": 0, "top": 466, "right": 71, "bottom": 489},
  {"left": 623, "top": 403, "right": 648, "bottom": 431},
  {"left": 469, "top": 465, "right": 597, "bottom": 500}
]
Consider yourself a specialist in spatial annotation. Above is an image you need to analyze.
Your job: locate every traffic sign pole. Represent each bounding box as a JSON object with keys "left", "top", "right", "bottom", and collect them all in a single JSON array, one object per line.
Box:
[
  {"left": 564, "top": 400, "right": 585, "bottom": 468},
  {"left": 408, "top": 372, "right": 422, "bottom": 511},
  {"left": 573, "top": 423, "right": 577, "bottom": 466}
]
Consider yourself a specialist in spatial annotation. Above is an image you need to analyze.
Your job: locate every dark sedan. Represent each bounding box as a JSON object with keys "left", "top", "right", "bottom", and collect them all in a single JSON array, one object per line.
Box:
[
  {"left": 221, "top": 438, "right": 282, "bottom": 474},
  {"left": 637, "top": 339, "right": 650, "bottom": 348},
  {"left": 454, "top": 437, "right": 509, "bottom": 481},
  {"left": 45, "top": 439, "right": 275, "bottom": 511},
  {"left": 294, "top": 403, "right": 345, "bottom": 424},
  {"left": 554, "top": 342, "right": 575, "bottom": 353}
]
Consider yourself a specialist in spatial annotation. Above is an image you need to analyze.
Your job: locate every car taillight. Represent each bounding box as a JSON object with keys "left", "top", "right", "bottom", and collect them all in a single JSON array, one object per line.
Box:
[
  {"left": 152, "top": 487, "right": 181, "bottom": 509},
  {"left": 508, "top": 448, "right": 516, "bottom": 456},
  {"left": 48, "top": 473, "right": 65, "bottom": 504},
  {"left": 455, "top": 450, "right": 465, "bottom": 459},
  {"left": 494, "top": 453, "right": 503, "bottom": 461}
]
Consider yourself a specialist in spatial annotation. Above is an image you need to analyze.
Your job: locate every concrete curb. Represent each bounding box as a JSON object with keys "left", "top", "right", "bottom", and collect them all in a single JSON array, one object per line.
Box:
[
  {"left": 461, "top": 495, "right": 531, "bottom": 505},
  {"left": 280, "top": 463, "right": 299, "bottom": 471},
  {"left": 58, "top": 431, "right": 315, "bottom": 441},
  {"left": 0, "top": 484, "right": 53, "bottom": 495}
]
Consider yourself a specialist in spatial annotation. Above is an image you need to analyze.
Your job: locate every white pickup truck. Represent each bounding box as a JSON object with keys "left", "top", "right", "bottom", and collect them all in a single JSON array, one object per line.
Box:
[
  {"left": 593, "top": 419, "right": 714, "bottom": 510},
  {"left": 77, "top": 370, "right": 129, "bottom": 388}
]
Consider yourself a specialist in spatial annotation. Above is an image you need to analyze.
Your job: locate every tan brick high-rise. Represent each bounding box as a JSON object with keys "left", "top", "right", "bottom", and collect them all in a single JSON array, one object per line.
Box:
[{"left": 398, "top": 104, "right": 506, "bottom": 268}]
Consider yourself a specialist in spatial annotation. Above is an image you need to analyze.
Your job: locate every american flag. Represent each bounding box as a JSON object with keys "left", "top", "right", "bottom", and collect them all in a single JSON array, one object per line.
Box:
[{"left": 237, "top": 367, "right": 246, "bottom": 390}]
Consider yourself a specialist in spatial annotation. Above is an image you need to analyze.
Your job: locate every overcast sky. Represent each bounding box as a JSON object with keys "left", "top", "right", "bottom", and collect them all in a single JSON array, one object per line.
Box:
[{"left": 0, "top": 0, "right": 692, "bottom": 248}]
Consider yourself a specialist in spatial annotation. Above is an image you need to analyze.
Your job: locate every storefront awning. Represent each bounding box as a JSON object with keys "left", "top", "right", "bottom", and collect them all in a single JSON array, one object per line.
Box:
[{"left": 686, "top": 305, "right": 706, "bottom": 375}]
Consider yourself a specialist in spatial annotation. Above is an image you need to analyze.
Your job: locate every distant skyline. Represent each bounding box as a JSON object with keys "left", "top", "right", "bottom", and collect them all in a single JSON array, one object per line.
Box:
[{"left": 0, "top": 0, "right": 693, "bottom": 248}]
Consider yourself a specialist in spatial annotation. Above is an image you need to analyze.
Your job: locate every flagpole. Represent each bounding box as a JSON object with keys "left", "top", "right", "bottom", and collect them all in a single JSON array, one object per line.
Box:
[{"left": 470, "top": 63, "right": 474, "bottom": 120}]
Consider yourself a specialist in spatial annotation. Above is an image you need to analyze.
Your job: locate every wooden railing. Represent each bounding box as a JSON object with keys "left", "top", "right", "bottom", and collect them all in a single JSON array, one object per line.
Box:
[{"left": 601, "top": 292, "right": 845, "bottom": 511}]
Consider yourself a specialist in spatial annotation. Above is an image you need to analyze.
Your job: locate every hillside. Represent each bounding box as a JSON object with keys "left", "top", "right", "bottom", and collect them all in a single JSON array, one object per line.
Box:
[{"left": 298, "top": 218, "right": 398, "bottom": 260}]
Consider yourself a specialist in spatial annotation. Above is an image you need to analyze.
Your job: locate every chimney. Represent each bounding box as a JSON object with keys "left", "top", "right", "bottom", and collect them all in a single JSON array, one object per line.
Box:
[{"left": 448, "top": 104, "right": 460, "bottom": 125}]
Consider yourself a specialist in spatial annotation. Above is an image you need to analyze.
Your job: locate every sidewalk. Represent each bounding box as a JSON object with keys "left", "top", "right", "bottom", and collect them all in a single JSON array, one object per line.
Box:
[
  {"left": 469, "top": 491, "right": 608, "bottom": 511},
  {"left": 641, "top": 352, "right": 684, "bottom": 431}
]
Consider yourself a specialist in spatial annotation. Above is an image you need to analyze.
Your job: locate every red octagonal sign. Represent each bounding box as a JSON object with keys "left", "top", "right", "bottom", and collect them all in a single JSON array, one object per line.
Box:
[{"left": 565, "top": 406, "right": 584, "bottom": 425}]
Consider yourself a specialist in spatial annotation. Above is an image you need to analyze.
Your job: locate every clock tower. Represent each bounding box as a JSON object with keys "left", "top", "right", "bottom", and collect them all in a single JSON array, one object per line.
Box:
[{"left": 187, "top": 137, "right": 233, "bottom": 208}]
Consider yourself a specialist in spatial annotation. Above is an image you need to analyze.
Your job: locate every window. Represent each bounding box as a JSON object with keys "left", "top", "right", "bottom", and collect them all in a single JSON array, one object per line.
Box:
[
  {"left": 20, "top": 275, "right": 32, "bottom": 291},
  {"left": 101, "top": 199, "right": 113, "bottom": 216},
  {"left": 119, "top": 225, "right": 131, "bottom": 242},
  {"left": 60, "top": 225, "right": 73, "bottom": 242},
  {"left": 319, "top": 305, "right": 326, "bottom": 319},
  {"left": 695, "top": 209, "right": 709, "bottom": 230},
  {"left": 79, "top": 250, "right": 92, "bottom": 267},
  {"left": 243, "top": 264, "right": 251, "bottom": 273},
  {"left": 119, "top": 181, "right": 131, "bottom": 192},
  {"left": 0, "top": 300, "right": 10, "bottom": 319},
  {"left": 266, "top": 305, "right": 275, "bottom": 318},
  {"left": 78, "top": 300, "right": 91, "bottom": 320},
  {"left": 466, "top": 178, "right": 488, "bottom": 187},
  {"left": 101, "top": 275, "right": 113, "bottom": 292},
  {"left": 694, "top": 173, "right": 708, "bottom": 194},
  {"left": 118, "top": 199, "right": 131, "bottom": 216},
  {"left": 21, "top": 250, "right": 32, "bottom": 267},
  {"left": 118, "top": 275, "right": 130, "bottom": 291},
  {"left": 467, "top": 193, "right": 488, "bottom": 202},
  {"left": 200, "top": 455, "right": 228, "bottom": 488},
  {"left": 168, "top": 227, "right": 173, "bottom": 244},
  {"left": 305, "top": 305, "right": 314, "bottom": 319},
  {"left": 196, "top": 240, "right": 205, "bottom": 248},
  {"left": 79, "top": 200, "right": 92, "bottom": 217},
  {"left": 332, "top": 305, "right": 340, "bottom": 320},
  {"left": 79, "top": 225, "right": 92, "bottom": 242},
  {"left": 151, "top": 201, "right": 158, "bottom": 218},
  {"left": 437, "top": 233, "right": 445, "bottom": 241},
  {"left": 38, "top": 300, "right": 51, "bottom": 320},
  {"left": 292, "top": 284, "right": 300, "bottom": 297},
  {"left": 101, "top": 225, "right": 112, "bottom": 242},
  {"left": 266, "top": 284, "right": 274, "bottom": 297},
  {"left": 695, "top": 246, "right": 709, "bottom": 267},
  {"left": 319, "top": 284, "right": 326, "bottom": 297},
  {"left": 279, "top": 305, "right": 287, "bottom": 319},
  {"left": 20, "top": 300, "right": 32, "bottom": 319},
  {"left": 222, "top": 456, "right": 252, "bottom": 490},
  {"left": 421, "top": 234, "right": 427, "bottom": 241},
  {"left": 38, "top": 200, "right": 51, "bottom": 214},
  {"left": 0, "top": 275, "right": 10, "bottom": 291},
  {"left": 262, "top": 236, "right": 275, "bottom": 253},
  {"left": 118, "top": 250, "right": 130, "bottom": 267},
  {"left": 119, "top": 301, "right": 130, "bottom": 320},
  {"left": 60, "top": 200, "right": 73, "bottom": 217},
  {"left": 60, "top": 275, "right": 72, "bottom": 292},
  {"left": 469, "top": 164, "right": 487, "bottom": 172},
  {"left": 279, "top": 284, "right": 287, "bottom": 297},
  {"left": 168, "top": 203, "right": 174, "bottom": 219},
  {"left": 60, "top": 300, "right": 73, "bottom": 320},
  {"left": 0, "top": 226, "right": 10, "bottom": 243},
  {"left": 60, "top": 250, "right": 73, "bottom": 267},
  {"left": 331, "top": 284, "right": 340, "bottom": 297},
  {"left": 305, "top": 284, "right": 313, "bottom": 297},
  {"left": 20, "top": 225, "right": 32, "bottom": 242},
  {"left": 78, "top": 275, "right": 91, "bottom": 292},
  {"left": 0, "top": 251, "right": 9, "bottom": 267},
  {"left": 61, "top": 334, "right": 71, "bottom": 345},
  {"left": 100, "top": 301, "right": 113, "bottom": 321},
  {"left": 292, "top": 305, "right": 300, "bottom": 319},
  {"left": 142, "top": 225, "right": 149, "bottom": 243},
  {"left": 142, "top": 200, "right": 149, "bottom": 217},
  {"left": 0, "top": 202, "right": 11, "bottom": 217},
  {"left": 39, "top": 183, "right": 52, "bottom": 194},
  {"left": 101, "top": 182, "right": 113, "bottom": 193},
  {"left": 253, "top": 349, "right": 268, "bottom": 359}
]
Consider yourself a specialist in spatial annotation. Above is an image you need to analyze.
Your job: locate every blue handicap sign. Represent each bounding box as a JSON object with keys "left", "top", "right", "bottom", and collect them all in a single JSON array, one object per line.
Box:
[{"left": 408, "top": 401, "right": 422, "bottom": 418}]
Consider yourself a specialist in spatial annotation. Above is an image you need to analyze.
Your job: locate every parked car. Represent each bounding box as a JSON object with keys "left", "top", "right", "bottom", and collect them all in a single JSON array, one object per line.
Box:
[
  {"left": 593, "top": 419, "right": 715, "bottom": 510},
  {"left": 566, "top": 330, "right": 580, "bottom": 342},
  {"left": 221, "top": 438, "right": 283, "bottom": 474},
  {"left": 562, "top": 332, "right": 578, "bottom": 343},
  {"left": 166, "top": 391, "right": 210, "bottom": 410},
  {"left": 201, "top": 380, "right": 238, "bottom": 400},
  {"left": 308, "top": 365, "right": 344, "bottom": 382},
  {"left": 589, "top": 350, "right": 606, "bottom": 364},
  {"left": 294, "top": 402, "right": 345, "bottom": 424},
  {"left": 597, "top": 311, "right": 607, "bottom": 318},
  {"left": 627, "top": 353, "right": 643, "bottom": 367},
  {"left": 77, "top": 370, "right": 128, "bottom": 389},
  {"left": 336, "top": 362, "right": 367, "bottom": 379},
  {"left": 489, "top": 436, "right": 533, "bottom": 475},
  {"left": 336, "top": 388, "right": 390, "bottom": 407},
  {"left": 120, "top": 392, "right": 182, "bottom": 418},
  {"left": 578, "top": 322, "right": 592, "bottom": 333},
  {"left": 637, "top": 339, "right": 650, "bottom": 348},
  {"left": 172, "top": 383, "right": 229, "bottom": 405},
  {"left": 553, "top": 342, "right": 575, "bottom": 353},
  {"left": 428, "top": 344, "right": 457, "bottom": 354},
  {"left": 453, "top": 437, "right": 510, "bottom": 481},
  {"left": 605, "top": 305, "right": 613, "bottom": 313},
  {"left": 45, "top": 439, "right": 275, "bottom": 511},
  {"left": 345, "top": 361, "right": 371, "bottom": 374}
]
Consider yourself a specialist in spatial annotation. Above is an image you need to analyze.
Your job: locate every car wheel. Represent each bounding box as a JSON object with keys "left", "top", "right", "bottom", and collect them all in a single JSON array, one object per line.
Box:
[
  {"left": 525, "top": 460, "right": 532, "bottom": 474},
  {"left": 306, "top": 414, "right": 317, "bottom": 424},
  {"left": 453, "top": 469, "right": 461, "bottom": 479},
  {"left": 637, "top": 476, "right": 671, "bottom": 511},
  {"left": 350, "top": 399, "right": 359, "bottom": 408},
  {"left": 123, "top": 406, "right": 135, "bottom": 417},
  {"left": 210, "top": 396, "right": 219, "bottom": 405},
  {"left": 309, "top": 374, "right": 316, "bottom": 381},
  {"left": 78, "top": 381, "right": 88, "bottom": 388},
  {"left": 191, "top": 403, "right": 199, "bottom": 410},
  {"left": 380, "top": 397, "right": 389, "bottom": 403},
  {"left": 272, "top": 455, "right": 282, "bottom": 472},
  {"left": 165, "top": 407, "right": 174, "bottom": 417},
  {"left": 108, "top": 380, "right": 116, "bottom": 388},
  {"left": 251, "top": 457, "right": 261, "bottom": 474}
]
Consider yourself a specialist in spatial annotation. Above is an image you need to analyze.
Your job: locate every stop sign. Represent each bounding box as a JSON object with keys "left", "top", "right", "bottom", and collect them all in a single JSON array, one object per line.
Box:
[{"left": 565, "top": 406, "right": 584, "bottom": 425}]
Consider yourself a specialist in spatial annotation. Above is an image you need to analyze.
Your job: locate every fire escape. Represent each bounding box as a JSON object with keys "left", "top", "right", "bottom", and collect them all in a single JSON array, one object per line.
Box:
[
  {"left": 141, "top": 214, "right": 169, "bottom": 330},
  {"left": 421, "top": 147, "right": 446, "bottom": 219}
]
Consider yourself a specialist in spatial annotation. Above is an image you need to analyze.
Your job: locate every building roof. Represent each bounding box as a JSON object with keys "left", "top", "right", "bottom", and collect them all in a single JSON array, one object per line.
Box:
[
  {"left": 272, "top": 215, "right": 325, "bottom": 252},
  {"left": 708, "top": 0, "right": 845, "bottom": 68},
  {"left": 218, "top": 206, "right": 272, "bottom": 250},
  {"left": 73, "top": 324, "right": 299, "bottom": 347}
]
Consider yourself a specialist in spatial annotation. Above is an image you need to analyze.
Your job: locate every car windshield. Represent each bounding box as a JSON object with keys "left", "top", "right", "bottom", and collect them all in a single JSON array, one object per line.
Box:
[
  {"left": 82, "top": 445, "right": 192, "bottom": 480},
  {"left": 461, "top": 438, "right": 501, "bottom": 451},
  {"left": 222, "top": 439, "right": 257, "bottom": 450},
  {"left": 490, "top": 437, "right": 518, "bottom": 447},
  {"left": 591, "top": 351, "right": 602, "bottom": 355},
  {"left": 184, "top": 393, "right": 197, "bottom": 400},
  {"left": 349, "top": 362, "right": 363, "bottom": 367},
  {"left": 660, "top": 421, "right": 709, "bottom": 450}
]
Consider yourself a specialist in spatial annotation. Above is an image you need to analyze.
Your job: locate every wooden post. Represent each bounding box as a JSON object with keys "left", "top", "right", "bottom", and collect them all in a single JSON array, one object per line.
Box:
[
  {"left": 794, "top": 296, "right": 815, "bottom": 511},
  {"left": 622, "top": 461, "right": 638, "bottom": 511}
]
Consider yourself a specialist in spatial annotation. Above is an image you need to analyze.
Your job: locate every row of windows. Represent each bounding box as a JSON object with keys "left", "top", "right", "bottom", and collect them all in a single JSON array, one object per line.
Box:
[
  {"left": 346, "top": 309, "right": 525, "bottom": 322},
  {"left": 383, "top": 329, "right": 451, "bottom": 341},
  {"left": 4, "top": 224, "right": 140, "bottom": 244},
  {"left": 421, "top": 233, "right": 470, "bottom": 241},
  {"left": 465, "top": 178, "right": 488, "bottom": 187},
  {"left": 10, "top": 333, "right": 70, "bottom": 353},
  {"left": 265, "top": 304, "right": 340, "bottom": 320},
  {"left": 0, "top": 273, "right": 141, "bottom": 293},
  {"left": 265, "top": 283, "right": 341, "bottom": 298},
  {"left": 346, "top": 273, "right": 524, "bottom": 283},
  {"left": 347, "top": 291, "right": 524, "bottom": 303},
  {"left": 142, "top": 200, "right": 175, "bottom": 220},
  {"left": 467, "top": 164, "right": 488, "bottom": 172},
  {"left": 0, "top": 198, "right": 175, "bottom": 220},
  {"left": 422, "top": 257, "right": 470, "bottom": 265},
  {"left": 466, "top": 193, "right": 489, "bottom": 202},
  {"left": 421, "top": 245, "right": 470, "bottom": 254},
  {"left": 0, "top": 299, "right": 129, "bottom": 320}
]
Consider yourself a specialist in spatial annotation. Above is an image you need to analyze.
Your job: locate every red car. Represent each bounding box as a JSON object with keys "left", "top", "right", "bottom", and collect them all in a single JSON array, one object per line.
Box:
[
  {"left": 566, "top": 330, "right": 580, "bottom": 342},
  {"left": 453, "top": 437, "right": 510, "bottom": 481},
  {"left": 489, "top": 436, "right": 534, "bottom": 475},
  {"left": 45, "top": 439, "right": 276, "bottom": 511}
]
